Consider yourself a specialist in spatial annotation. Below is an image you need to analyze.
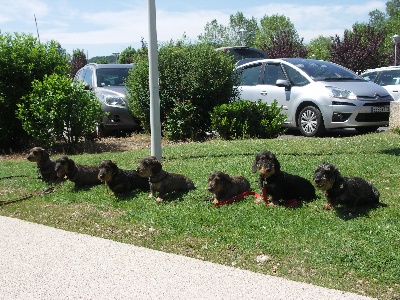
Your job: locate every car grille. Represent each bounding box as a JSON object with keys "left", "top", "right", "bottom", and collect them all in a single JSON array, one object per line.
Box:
[
  {"left": 355, "top": 101, "right": 391, "bottom": 122},
  {"left": 355, "top": 113, "right": 389, "bottom": 122},
  {"left": 362, "top": 102, "right": 391, "bottom": 107}
]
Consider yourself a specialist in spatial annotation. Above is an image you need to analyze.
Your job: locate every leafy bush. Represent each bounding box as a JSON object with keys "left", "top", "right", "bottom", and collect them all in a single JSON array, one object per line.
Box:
[
  {"left": 17, "top": 74, "right": 102, "bottom": 147},
  {"left": 126, "top": 41, "right": 239, "bottom": 138},
  {"left": 163, "top": 100, "right": 203, "bottom": 141},
  {"left": 0, "top": 32, "right": 69, "bottom": 151},
  {"left": 210, "top": 100, "right": 286, "bottom": 139}
]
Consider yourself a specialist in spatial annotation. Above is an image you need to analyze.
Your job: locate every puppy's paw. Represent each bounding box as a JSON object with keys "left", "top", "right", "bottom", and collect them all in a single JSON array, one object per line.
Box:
[
  {"left": 254, "top": 197, "right": 263, "bottom": 204},
  {"left": 323, "top": 203, "right": 334, "bottom": 210},
  {"left": 148, "top": 193, "right": 153, "bottom": 199},
  {"left": 156, "top": 197, "right": 163, "bottom": 204},
  {"left": 212, "top": 198, "right": 219, "bottom": 205}
]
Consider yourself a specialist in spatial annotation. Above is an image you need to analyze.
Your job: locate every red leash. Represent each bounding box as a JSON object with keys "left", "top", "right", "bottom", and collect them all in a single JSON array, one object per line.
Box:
[
  {"left": 213, "top": 188, "right": 298, "bottom": 208},
  {"left": 214, "top": 189, "right": 271, "bottom": 207}
]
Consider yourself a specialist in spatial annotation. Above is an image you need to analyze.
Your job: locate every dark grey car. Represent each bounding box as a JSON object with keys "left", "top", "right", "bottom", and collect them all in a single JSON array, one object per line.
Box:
[{"left": 74, "top": 63, "right": 140, "bottom": 135}]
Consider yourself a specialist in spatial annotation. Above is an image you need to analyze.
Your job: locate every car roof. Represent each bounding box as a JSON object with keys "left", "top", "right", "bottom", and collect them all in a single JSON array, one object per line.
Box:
[
  {"left": 216, "top": 46, "right": 260, "bottom": 50},
  {"left": 86, "top": 63, "right": 133, "bottom": 69},
  {"left": 235, "top": 57, "right": 296, "bottom": 68},
  {"left": 362, "top": 66, "right": 400, "bottom": 73},
  {"left": 235, "top": 57, "right": 351, "bottom": 69}
]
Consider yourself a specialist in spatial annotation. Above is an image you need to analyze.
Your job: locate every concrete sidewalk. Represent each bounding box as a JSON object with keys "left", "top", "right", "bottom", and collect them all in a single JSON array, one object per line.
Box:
[{"left": 0, "top": 216, "right": 376, "bottom": 300}]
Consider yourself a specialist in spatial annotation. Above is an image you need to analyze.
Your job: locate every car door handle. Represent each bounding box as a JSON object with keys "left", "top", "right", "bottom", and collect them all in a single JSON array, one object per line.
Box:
[{"left": 260, "top": 91, "right": 268, "bottom": 96}]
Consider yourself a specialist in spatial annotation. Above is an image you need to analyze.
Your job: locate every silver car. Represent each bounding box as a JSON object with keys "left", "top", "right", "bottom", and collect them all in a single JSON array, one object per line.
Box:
[
  {"left": 361, "top": 66, "right": 400, "bottom": 101},
  {"left": 235, "top": 58, "right": 393, "bottom": 137},
  {"left": 74, "top": 63, "right": 140, "bottom": 135}
]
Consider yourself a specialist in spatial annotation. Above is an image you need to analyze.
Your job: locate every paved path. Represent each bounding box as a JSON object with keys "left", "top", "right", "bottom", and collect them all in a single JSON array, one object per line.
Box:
[{"left": 0, "top": 216, "right": 376, "bottom": 300}]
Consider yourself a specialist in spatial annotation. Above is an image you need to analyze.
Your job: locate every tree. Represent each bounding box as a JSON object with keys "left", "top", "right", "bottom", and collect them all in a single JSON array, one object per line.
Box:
[
  {"left": 119, "top": 46, "right": 137, "bottom": 64},
  {"left": 386, "top": 0, "right": 400, "bottom": 17},
  {"left": 307, "top": 36, "right": 332, "bottom": 61},
  {"left": 368, "top": 9, "right": 388, "bottom": 31},
  {"left": 261, "top": 29, "right": 308, "bottom": 58},
  {"left": 70, "top": 49, "right": 87, "bottom": 78},
  {"left": 329, "top": 24, "right": 389, "bottom": 73},
  {"left": 228, "top": 12, "right": 258, "bottom": 46},
  {"left": 381, "top": 10, "right": 400, "bottom": 65},
  {"left": 198, "top": 12, "right": 258, "bottom": 47},
  {"left": 254, "top": 14, "right": 299, "bottom": 50},
  {"left": 0, "top": 32, "right": 69, "bottom": 152},
  {"left": 198, "top": 19, "right": 230, "bottom": 47}
]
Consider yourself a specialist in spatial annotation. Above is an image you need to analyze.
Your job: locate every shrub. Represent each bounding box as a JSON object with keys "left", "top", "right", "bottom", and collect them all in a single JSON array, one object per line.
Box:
[
  {"left": 163, "top": 100, "right": 203, "bottom": 141},
  {"left": 17, "top": 74, "right": 102, "bottom": 148},
  {"left": 0, "top": 32, "right": 70, "bottom": 151},
  {"left": 210, "top": 100, "right": 286, "bottom": 139},
  {"left": 126, "top": 41, "right": 239, "bottom": 138}
]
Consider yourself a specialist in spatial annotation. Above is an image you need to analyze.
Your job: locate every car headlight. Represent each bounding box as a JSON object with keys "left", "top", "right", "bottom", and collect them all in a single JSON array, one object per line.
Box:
[
  {"left": 326, "top": 86, "right": 357, "bottom": 100},
  {"left": 103, "top": 95, "right": 127, "bottom": 107}
]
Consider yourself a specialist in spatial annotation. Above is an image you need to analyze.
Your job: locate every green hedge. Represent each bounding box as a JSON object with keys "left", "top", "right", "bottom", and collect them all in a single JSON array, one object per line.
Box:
[
  {"left": 17, "top": 74, "right": 102, "bottom": 147},
  {"left": 210, "top": 99, "right": 286, "bottom": 139}
]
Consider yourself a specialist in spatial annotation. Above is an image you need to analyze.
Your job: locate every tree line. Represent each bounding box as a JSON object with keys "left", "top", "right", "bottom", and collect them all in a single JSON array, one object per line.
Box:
[{"left": 0, "top": 1, "right": 399, "bottom": 152}]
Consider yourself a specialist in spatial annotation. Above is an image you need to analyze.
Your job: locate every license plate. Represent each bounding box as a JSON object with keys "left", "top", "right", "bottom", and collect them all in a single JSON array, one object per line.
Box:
[{"left": 371, "top": 106, "right": 390, "bottom": 113}]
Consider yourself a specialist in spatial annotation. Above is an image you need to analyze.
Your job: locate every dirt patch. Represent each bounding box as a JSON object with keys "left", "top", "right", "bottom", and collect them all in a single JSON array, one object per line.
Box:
[{"left": 0, "top": 133, "right": 154, "bottom": 162}]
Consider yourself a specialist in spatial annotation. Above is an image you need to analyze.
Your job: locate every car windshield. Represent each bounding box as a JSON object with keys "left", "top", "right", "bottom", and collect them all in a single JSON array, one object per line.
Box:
[
  {"left": 282, "top": 58, "right": 362, "bottom": 81},
  {"left": 96, "top": 68, "right": 130, "bottom": 87}
]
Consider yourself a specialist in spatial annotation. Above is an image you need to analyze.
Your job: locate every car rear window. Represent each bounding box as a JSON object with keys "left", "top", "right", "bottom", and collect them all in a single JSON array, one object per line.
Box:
[{"left": 229, "top": 48, "right": 268, "bottom": 60}]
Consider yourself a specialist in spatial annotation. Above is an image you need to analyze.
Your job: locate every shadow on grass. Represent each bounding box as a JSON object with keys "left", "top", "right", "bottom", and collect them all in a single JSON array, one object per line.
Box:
[
  {"left": 380, "top": 148, "right": 400, "bottom": 156},
  {"left": 334, "top": 202, "right": 388, "bottom": 220}
]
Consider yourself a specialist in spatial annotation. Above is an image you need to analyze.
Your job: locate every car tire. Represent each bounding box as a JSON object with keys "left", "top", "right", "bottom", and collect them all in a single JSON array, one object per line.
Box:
[
  {"left": 298, "top": 106, "right": 325, "bottom": 137},
  {"left": 355, "top": 126, "right": 379, "bottom": 134}
]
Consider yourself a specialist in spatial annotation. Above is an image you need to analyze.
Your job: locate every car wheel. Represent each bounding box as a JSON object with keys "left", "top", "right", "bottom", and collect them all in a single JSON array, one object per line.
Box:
[
  {"left": 298, "top": 106, "right": 325, "bottom": 137},
  {"left": 355, "top": 126, "right": 379, "bottom": 134}
]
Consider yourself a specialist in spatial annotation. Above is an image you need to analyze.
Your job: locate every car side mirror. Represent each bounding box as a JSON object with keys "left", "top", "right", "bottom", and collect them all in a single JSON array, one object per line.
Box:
[{"left": 276, "top": 79, "right": 291, "bottom": 91}]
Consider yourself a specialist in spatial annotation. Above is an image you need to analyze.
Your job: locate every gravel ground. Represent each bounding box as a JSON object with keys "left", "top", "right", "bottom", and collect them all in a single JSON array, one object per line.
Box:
[{"left": 0, "top": 216, "right": 376, "bottom": 300}]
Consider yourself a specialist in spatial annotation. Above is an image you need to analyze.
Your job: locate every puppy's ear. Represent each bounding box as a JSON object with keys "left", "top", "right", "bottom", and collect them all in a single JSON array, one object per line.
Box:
[
  {"left": 110, "top": 160, "right": 117, "bottom": 169},
  {"left": 271, "top": 154, "right": 281, "bottom": 172},
  {"left": 331, "top": 164, "right": 340, "bottom": 177},
  {"left": 220, "top": 172, "right": 231, "bottom": 183},
  {"left": 67, "top": 158, "right": 75, "bottom": 170},
  {"left": 151, "top": 160, "right": 162, "bottom": 174},
  {"left": 252, "top": 155, "right": 259, "bottom": 173},
  {"left": 208, "top": 172, "right": 216, "bottom": 181},
  {"left": 41, "top": 149, "right": 49, "bottom": 160}
]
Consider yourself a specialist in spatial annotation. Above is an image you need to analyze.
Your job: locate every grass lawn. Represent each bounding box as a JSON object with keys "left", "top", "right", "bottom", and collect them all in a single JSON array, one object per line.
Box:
[{"left": 0, "top": 132, "right": 399, "bottom": 299}]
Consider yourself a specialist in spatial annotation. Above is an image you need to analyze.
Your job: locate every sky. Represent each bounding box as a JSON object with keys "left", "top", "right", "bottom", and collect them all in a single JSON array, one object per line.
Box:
[{"left": 0, "top": 0, "right": 388, "bottom": 58}]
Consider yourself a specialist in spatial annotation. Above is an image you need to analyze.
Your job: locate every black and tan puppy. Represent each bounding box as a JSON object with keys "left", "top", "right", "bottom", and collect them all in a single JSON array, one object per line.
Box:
[
  {"left": 207, "top": 171, "right": 251, "bottom": 205},
  {"left": 55, "top": 156, "right": 100, "bottom": 188},
  {"left": 26, "top": 147, "right": 58, "bottom": 183},
  {"left": 136, "top": 156, "right": 195, "bottom": 203},
  {"left": 98, "top": 160, "right": 150, "bottom": 195},
  {"left": 313, "top": 162, "right": 380, "bottom": 211},
  {"left": 252, "top": 150, "right": 316, "bottom": 205}
]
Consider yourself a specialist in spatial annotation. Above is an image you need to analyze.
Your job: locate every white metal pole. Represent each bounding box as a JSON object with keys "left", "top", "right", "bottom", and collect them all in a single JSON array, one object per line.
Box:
[{"left": 147, "top": 0, "right": 162, "bottom": 160}]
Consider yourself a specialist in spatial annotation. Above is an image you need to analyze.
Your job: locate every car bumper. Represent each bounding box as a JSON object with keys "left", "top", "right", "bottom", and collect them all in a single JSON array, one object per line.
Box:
[
  {"left": 323, "top": 101, "right": 391, "bottom": 129},
  {"left": 102, "top": 106, "right": 140, "bottom": 131}
]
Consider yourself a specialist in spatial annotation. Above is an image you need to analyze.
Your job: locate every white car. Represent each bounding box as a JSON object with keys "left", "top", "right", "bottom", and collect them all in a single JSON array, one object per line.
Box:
[
  {"left": 361, "top": 66, "right": 400, "bottom": 101},
  {"left": 235, "top": 58, "right": 394, "bottom": 137}
]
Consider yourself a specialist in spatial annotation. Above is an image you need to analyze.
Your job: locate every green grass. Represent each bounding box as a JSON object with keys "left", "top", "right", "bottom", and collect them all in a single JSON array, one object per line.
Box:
[{"left": 1, "top": 132, "right": 399, "bottom": 299}]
